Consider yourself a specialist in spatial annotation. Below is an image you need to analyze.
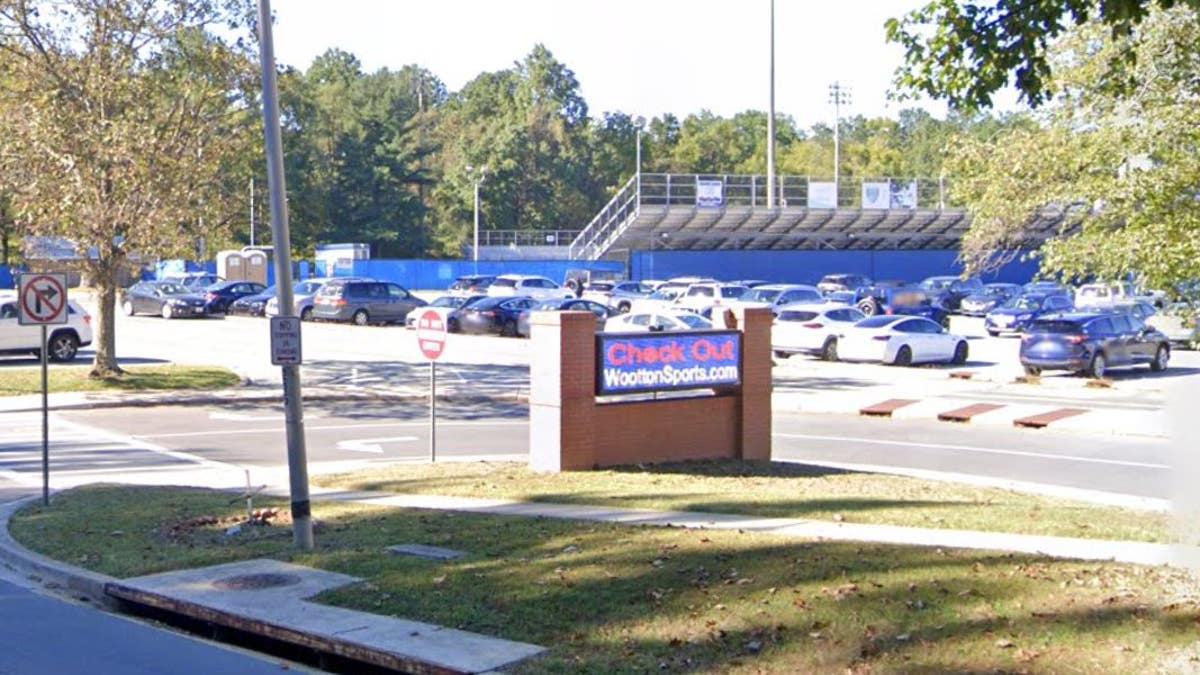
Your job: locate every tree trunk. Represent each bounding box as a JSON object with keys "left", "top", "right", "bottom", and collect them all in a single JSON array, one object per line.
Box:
[{"left": 88, "top": 263, "right": 124, "bottom": 378}]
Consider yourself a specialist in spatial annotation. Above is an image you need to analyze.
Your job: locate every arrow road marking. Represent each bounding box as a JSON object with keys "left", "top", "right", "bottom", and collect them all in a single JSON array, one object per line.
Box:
[{"left": 336, "top": 436, "right": 419, "bottom": 454}]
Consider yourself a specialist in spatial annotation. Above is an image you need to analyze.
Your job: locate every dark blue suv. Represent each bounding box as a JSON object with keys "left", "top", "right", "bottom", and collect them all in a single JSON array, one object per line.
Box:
[{"left": 1019, "top": 312, "right": 1171, "bottom": 378}]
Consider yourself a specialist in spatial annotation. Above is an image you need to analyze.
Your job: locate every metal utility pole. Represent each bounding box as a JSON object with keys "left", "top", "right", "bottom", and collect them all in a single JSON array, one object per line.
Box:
[
  {"left": 249, "top": 177, "right": 255, "bottom": 247},
  {"left": 766, "top": 0, "right": 776, "bottom": 208},
  {"left": 634, "top": 116, "right": 645, "bottom": 197},
  {"left": 256, "top": 0, "right": 313, "bottom": 550},
  {"left": 468, "top": 165, "right": 488, "bottom": 266},
  {"left": 828, "top": 81, "right": 851, "bottom": 207}
]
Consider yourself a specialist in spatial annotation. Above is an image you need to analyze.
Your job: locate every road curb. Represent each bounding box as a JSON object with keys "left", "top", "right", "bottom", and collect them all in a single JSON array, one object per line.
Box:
[{"left": 0, "top": 496, "right": 119, "bottom": 609}]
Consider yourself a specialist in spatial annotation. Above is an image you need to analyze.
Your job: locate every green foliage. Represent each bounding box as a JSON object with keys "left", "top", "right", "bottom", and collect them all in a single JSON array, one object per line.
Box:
[
  {"left": 886, "top": 0, "right": 1200, "bottom": 110},
  {"left": 946, "top": 6, "right": 1200, "bottom": 288}
]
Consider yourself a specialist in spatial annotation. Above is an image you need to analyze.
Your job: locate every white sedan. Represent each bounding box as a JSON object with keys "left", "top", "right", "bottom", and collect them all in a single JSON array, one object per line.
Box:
[
  {"left": 604, "top": 310, "right": 713, "bottom": 333},
  {"left": 771, "top": 304, "right": 865, "bottom": 360},
  {"left": 837, "top": 315, "right": 970, "bottom": 366}
]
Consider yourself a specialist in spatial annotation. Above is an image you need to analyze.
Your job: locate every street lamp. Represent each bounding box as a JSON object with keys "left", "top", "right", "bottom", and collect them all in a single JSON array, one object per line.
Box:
[
  {"left": 767, "top": 0, "right": 776, "bottom": 208},
  {"left": 466, "top": 165, "right": 488, "bottom": 264},
  {"left": 634, "top": 116, "right": 646, "bottom": 196},
  {"left": 828, "top": 82, "right": 851, "bottom": 207}
]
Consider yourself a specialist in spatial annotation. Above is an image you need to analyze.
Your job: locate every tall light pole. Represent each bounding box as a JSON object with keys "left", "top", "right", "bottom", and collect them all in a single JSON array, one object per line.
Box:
[
  {"left": 466, "top": 165, "right": 488, "bottom": 264},
  {"left": 634, "top": 116, "right": 645, "bottom": 197},
  {"left": 828, "top": 82, "right": 851, "bottom": 207},
  {"left": 766, "top": 0, "right": 776, "bottom": 208}
]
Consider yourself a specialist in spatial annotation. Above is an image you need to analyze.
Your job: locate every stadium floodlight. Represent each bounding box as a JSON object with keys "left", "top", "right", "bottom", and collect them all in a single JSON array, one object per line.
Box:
[
  {"left": 828, "top": 82, "right": 852, "bottom": 207},
  {"left": 466, "top": 165, "right": 489, "bottom": 264}
]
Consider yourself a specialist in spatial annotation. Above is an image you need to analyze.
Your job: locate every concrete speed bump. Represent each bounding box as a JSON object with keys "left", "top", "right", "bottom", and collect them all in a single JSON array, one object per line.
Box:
[
  {"left": 1013, "top": 408, "right": 1089, "bottom": 429},
  {"left": 936, "top": 403, "right": 1005, "bottom": 423},
  {"left": 859, "top": 398, "right": 919, "bottom": 417}
]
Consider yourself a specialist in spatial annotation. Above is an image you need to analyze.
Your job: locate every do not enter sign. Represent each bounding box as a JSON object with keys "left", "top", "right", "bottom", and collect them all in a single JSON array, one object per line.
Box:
[{"left": 415, "top": 309, "right": 447, "bottom": 361}]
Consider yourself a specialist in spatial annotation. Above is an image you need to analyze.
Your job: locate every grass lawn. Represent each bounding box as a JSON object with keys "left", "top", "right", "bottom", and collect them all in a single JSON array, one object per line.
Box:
[
  {"left": 10, "top": 485, "right": 1198, "bottom": 674},
  {"left": 311, "top": 459, "right": 1172, "bottom": 543},
  {"left": 0, "top": 364, "right": 241, "bottom": 396}
]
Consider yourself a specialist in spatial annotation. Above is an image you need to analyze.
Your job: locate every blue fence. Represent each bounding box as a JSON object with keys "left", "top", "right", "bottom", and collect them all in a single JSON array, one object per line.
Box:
[
  {"left": 630, "top": 250, "right": 1040, "bottom": 285},
  {"left": 344, "top": 259, "right": 625, "bottom": 290},
  {"left": 0, "top": 264, "right": 12, "bottom": 289}
]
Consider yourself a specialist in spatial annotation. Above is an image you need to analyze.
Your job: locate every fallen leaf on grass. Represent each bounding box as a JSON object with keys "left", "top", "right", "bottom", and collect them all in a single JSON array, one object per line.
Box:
[
  {"left": 995, "top": 639, "right": 1015, "bottom": 649},
  {"left": 431, "top": 575, "right": 447, "bottom": 585}
]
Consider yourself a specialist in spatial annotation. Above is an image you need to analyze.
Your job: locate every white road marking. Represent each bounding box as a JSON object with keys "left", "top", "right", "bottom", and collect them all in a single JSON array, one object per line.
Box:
[
  {"left": 137, "top": 420, "right": 527, "bottom": 439},
  {"left": 336, "top": 436, "right": 419, "bottom": 454},
  {"left": 209, "top": 411, "right": 323, "bottom": 422},
  {"left": 773, "top": 432, "right": 1169, "bottom": 469}
]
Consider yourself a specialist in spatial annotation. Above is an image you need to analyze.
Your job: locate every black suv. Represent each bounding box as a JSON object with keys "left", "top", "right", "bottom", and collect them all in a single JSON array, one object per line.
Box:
[{"left": 311, "top": 278, "right": 426, "bottom": 325}]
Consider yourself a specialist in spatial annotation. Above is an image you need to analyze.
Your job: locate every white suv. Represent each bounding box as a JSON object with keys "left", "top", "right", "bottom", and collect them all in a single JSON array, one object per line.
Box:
[
  {"left": 487, "top": 274, "right": 572, "bottom": 300},
  {"left": 0, "top": 293, "right": 94, "bottom": 362}
]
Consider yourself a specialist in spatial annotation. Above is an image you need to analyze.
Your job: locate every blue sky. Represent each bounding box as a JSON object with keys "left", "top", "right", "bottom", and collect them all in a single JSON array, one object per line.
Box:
[{"left": 270, "top": 0, "right": 1001, "bottom": 130}]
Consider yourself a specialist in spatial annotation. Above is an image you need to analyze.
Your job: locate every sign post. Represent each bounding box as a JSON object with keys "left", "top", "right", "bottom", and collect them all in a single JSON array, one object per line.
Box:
[
  {"left": 415, "top": 309, "right": 447, "bottom": 462},
  {"left": 18, "top": 273, "right": 69, "bottom": 506}
]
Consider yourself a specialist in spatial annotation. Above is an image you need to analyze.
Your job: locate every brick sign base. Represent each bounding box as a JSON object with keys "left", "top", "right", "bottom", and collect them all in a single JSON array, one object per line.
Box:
[{"left": 528, "top": 307, "right": 772, "bottom": 472}]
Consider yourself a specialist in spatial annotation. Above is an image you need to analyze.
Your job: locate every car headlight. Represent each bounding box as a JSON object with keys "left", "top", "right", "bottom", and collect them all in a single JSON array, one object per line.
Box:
[{"left": 1016, "top": 314, "right": 1031, "bottom": 321}]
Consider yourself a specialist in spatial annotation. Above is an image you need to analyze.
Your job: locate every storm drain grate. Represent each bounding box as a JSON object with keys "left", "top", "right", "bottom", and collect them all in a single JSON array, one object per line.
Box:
[
  {"left": 386, "top": 544, "right": 467, "bottom": 560},
  {"left": 212, "top": 573, "right": 302, "bottom": 591}
]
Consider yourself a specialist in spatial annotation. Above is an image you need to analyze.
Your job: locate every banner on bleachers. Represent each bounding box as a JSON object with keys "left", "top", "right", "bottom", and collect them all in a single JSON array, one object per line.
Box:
[
  {"left": 808, "top": 181, "right": 837, "bottom": 208},
  {"left": 862, "top": 182, "right": 890, "bottom": 209},
  {"left": 889, "top": 180, "right": 918, "bottom": 209},
  {"left": 696, "top": 180, "right": 724, "bottom": 207}
]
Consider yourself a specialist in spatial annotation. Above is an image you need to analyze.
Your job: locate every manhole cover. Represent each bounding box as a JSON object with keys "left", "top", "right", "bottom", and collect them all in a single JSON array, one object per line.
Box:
[{"left": 212, "top": 573, "right": 302, "bottom": 591}]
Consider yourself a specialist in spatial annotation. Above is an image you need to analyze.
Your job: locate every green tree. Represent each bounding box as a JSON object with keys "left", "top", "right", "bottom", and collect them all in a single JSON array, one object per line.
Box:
[
  {"left": 945, "top": 6, "right": 1200, "bottom": 287},
  {"left": 0, "top": 0, "right": 260, "bottom": 376},
  {"left": 886, "top": 0, "right": 1199, "bottom": 110}
]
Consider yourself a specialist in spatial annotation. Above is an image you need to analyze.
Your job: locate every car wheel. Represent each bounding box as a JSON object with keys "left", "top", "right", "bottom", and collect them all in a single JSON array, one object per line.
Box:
[
  {"left": 986, "top": 329, "right": 999, "bottom": 337},
  {"left": 1023, "top": 365, "right": 1041, "bottom": 376},
  {"left": 857, "top": 297, "right": 878, "bottom": 316},
  {"left": 161, "top": 304, "right": 173, "bottom": 319},
  {"left": 502, "top": 319, "right": 518, "bottom": 337},
  {"left": 892, "top": 345, "right": 913, "bottom": 367},
  {"left": 122, "top": 300, "right": 135, "bottom": 316},
  {"left": 951, "top": 341, "right": 968, "bottom": 365},
  {"left": 300, "top": 307, "right": 313, "bottom": 321},
  {"left": 617, "top": 301, "right": 631, "bottom": 314},
  {"left": 47, "top": 332, "right": 79, "bottom": 362},
  {"left": 1150, "top": 344, "right": 1169, "bottom": 372},
  {"left": 773, "top": 350, "right": 790, "bottom": 359},
  {"left": 820, "top": 338, "right": 838, "bottom": 362},
  {"left": 939, "top": 315, "right": 951, "bottom": 330},
  {"left": 447, "top": 317, "right": 460, "bottom": 333},
  {"left": 353, "top": 309, "right": 369, "bottom": 326},
  {"left": 1087, "top": 351, "right": 1107, "bottom": 379}
]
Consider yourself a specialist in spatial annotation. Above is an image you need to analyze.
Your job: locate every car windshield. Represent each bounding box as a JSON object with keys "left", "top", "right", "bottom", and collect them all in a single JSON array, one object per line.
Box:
[
  {"left": 983, "top": 285, "right": 1011, "bottom": 296},
  {"left": 747, "top": 289, "right": 781, "bottom": 302},
  {"left": 157, "top": 283, "right": 187, "bottom": 295},
  {"left": 647, "top": 288, "right": 680, "bottom": 301},
  {"left": 431, "top": 296, "right": 464, "bottom": 308},
  {"left": 777, "top": 310, "right": 819, "bottom": 322},
  {"left": 720, "top": 287, "right": 747, "bottom": 299},
  {"left": 856, "top": 316, "right": 903, "bottom": 328},
  {"left": 1006, "top": 296, "right": 1042, "bottom": 310},
  {"left": 676, "top": 314, "right": 711, "bottom": 329},
  {"left": 586, "top": 283, "right": 613, "bottom": 292},
  {"left": 296, "top": 281, "right": 324, "bottom": 294},
  {"left": 921, "top": 278, "right": 954, "bottom": 291},
  {"left": 535, "top": 299, "right": 565, "bottom": 309},
  {"left": 1028, "top": 319, "right": 1084, "bottom": 334}
]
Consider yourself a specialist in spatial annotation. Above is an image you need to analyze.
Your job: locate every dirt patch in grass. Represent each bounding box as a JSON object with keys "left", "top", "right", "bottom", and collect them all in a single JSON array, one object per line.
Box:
[
  {"left": 9, "top": 485, "right": 1198, "bottom": 674},
  {"left": 0, "top": 364, "right": 241, "bottom": 396},
  {"left": 311, "top": 459, "right": 1171, "bottom": 543}
]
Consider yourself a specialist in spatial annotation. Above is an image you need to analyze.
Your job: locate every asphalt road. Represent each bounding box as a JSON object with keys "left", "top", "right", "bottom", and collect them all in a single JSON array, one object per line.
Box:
[
  {"left": 0, "top": 575, "right": 313, "bottom": 675},
  {"left": 0, "top": 403, "right": 1170, "bottom": 504}
]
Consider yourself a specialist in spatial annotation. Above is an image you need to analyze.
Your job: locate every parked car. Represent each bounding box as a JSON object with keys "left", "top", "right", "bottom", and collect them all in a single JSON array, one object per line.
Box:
[
  {"left": 265, "top": 278, "right": 337, "bottom": 320},
  {"left": 405, "top": 294, "right": 487, "bottom": 330},
  {"left": 516, "top": 298, "right": 615, "bottom": 337},
  {"left": 227, "top": 285, "right": 276, "bottom": 317},
  {"left": 1146, "top": 302, "right": 1199, "bottom": 349},
  {"left": 455, "top": 296, "right": 537, "bottom": 336},
  {"left": 629, "top": 286, "right": 688, "bottom": 314},
  {"left": 984, "top": 292, "right": 1074, "bottom": 336},
  {"left": 563, "top": 268, "right": 625, "bottom": 295},
  {"left": 1075, "top": 281, "right": 1162, "bottom": 310},
  {"left": 1019, "top": 312, "right": 1170, "bottom": 378},
  {"left": 1022, "top": 280, "right": 1071, "bottom": 296},
  {"left": 120, "top": 281, "right": 208, "bottom": 319},
  {"left": 771, "top": 303, "right": 866, "bottom": 360},
  {"left": 853, "top": 285, "right": 950, "bottom": 326},
  {"left": 919, "top": 275, "right": 983, "bottom": 312},
  {"left": 0, "top": 293, "right": 93, "bottom": 362},
  {"left": 311, "top": 278, "right": 427, "bottom": 325},
  {"left": 675, "top": 282, "right": 751, "bottom": 313},
  {"left": 739, "top": 284, "right": 827, "bottom": 314},
  {"left": 448, "top": 274, "right": 496, "bottom": 296},
  {"left": 487, "top": 274, "right": 572, "bottom": 300},
  {"left": 958, "top": 283, "right": 1022, "bottom": 317},
  {"left": 816, "top": 273, "right": 873, "bottom": 296},
  {"left": 837, "top": 315, "right": 970, "bottom": 366},
  {"left": 581, "top": 280, "right": 653, "bottom": 313},
  {"left": 202, "top": 280, "right": 267, "bottom": 314},
  {"left": 729, "top": 279, "right": 773, "bottom": 288},
  {"left": 604, "top": 309, "right": 714, "bottom": 333},
  {"left": 1102, "top": 300, "right": 1157, "bottom": 323},
  {"left": 161, "top": 273, "right": 223, "bottom": 292}
]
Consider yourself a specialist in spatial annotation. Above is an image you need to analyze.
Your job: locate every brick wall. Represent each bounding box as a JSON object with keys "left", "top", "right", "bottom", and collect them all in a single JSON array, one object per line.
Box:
[{"left": 528, "top": 307, "right": 772, "bottom": 471}]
